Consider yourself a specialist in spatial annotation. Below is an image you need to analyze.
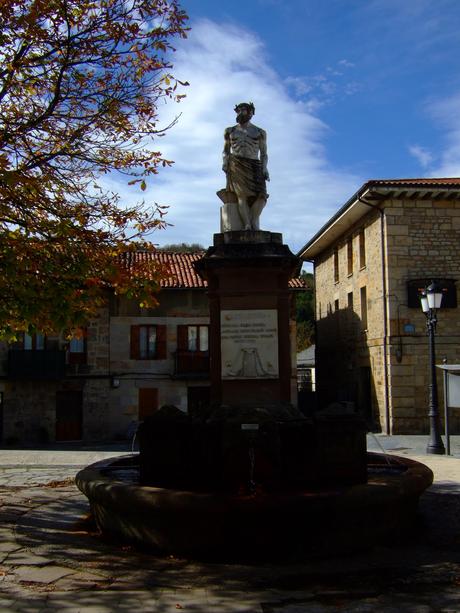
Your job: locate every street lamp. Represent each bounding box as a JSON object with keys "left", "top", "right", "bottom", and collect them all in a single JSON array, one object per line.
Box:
[{"left": 420, "top": 281, "right": 445, "bottom": 455}]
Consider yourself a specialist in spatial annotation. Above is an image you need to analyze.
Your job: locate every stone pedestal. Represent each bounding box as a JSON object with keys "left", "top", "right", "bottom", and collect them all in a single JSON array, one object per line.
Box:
[
  {"left": 220, "top": 203, "right": 243, "bottom": 232},
  {"left": 194, "top": 231, "right": 300, "bottom": 409}
]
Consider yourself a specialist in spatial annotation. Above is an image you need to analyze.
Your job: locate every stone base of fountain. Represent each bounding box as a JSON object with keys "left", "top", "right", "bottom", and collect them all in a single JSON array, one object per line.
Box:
[
  {"left": 75, "top": 231, "right": 434, "bottom": 559},
  {"left": 136, "top": 406, "right": 368, "bottom": 493},
  {"left": 76, "top": 451, "right": 433, "bottom": 560}
]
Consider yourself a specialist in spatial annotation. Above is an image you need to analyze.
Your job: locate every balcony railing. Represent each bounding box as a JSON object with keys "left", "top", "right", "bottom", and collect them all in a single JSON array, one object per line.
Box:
[
  {"left": 8, "top": 350, "right": 66, "bottom": 379},
  {"left": 174, "top": 351, "right": 210, "bottom": 378}
]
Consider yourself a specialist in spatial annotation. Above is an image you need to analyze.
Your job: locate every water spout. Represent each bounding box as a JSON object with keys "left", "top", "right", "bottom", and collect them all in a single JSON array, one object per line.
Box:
[{"left": 368, "top": 432, "right": 392, "bottom": 467}]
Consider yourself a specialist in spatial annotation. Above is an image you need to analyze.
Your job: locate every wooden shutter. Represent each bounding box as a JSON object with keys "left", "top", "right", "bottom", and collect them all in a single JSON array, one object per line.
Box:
[
  {"left": 130, "top": 325, "right": 140, "bottom": 359},
  {"left": 156, "top": 325, "right": 167, "bottom": 359}
]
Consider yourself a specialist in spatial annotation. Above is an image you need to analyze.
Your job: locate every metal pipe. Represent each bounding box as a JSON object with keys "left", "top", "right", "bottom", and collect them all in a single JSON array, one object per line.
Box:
[
  {"left": 358, "top": 197, "right": 390, "bottom": 434},
  {"left": 426, "top": 313, "right": 445, "bottom": 454},
  {"left": 443, "top": 368, "right": 450, "bottom": 456}
]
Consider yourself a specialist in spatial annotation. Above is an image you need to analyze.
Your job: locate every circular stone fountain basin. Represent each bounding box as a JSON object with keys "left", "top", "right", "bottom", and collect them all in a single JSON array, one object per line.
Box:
[{"left": 76, "top": 452, "right": 433, "bottom": 560}]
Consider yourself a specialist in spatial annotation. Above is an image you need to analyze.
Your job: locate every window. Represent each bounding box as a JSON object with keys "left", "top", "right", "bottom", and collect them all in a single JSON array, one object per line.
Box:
[
  {"left": 21, "top": 333, "right": 45, "bottom": 350},
  {"left": 347, "top": 238, "right": 353, "bottom": 276},
  {"left": 130, "top": 325, "right": 167, "bottom": 360},
  {"left": 178, "top": 325, "right": 209, "bottom": 352},
  {"left": 360, "top": 286, "right": 368, "bottom": 330},
  {"left": 176, "top": 325, "right": 210, "bottom": 376},
  {"left": 347, "top": 292, "right": 353, "bottom": 309},
  {"left": 70, "top": 337, "right": 85, "bottom": 353},
  {"left": 140, "top": 326, "right": 156, "bottom": 359},
  {"left": 333, "top": 248, "right": 339, "bottom": 283},
  {"left": 334, "top": 299, "right": 339, "bottom": 312},
  {"left": 359, "top": 229, "right": 366, "bottom": 269},
  {"left": 68, "top": 329, "right": 87, "bottom": 365}
]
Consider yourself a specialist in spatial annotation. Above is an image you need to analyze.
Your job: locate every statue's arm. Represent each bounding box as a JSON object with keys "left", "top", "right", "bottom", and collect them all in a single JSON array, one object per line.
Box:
[
  {"left": 222, "top": 127, "right": 231, "bottom": 173},
  {"left": 259, "top": 129, "right": 269, "bottom": 181}
]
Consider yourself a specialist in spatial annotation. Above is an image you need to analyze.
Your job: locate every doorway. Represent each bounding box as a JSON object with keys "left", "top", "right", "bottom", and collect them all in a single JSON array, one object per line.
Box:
[
  {"left": 138, "top": 388, "right": 159, "bottom": 420},
  {"left": 187, "top": 386, "right": 210, "bottom": 420},
  {"left": 56, "top": 390, "right": 83, "bottom": 441}
]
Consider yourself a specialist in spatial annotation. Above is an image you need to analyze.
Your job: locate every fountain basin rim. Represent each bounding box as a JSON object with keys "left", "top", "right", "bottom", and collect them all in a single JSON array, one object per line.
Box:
[
  {"left": 75, "top": 452, "right": 433, "bottom": 511},
  {"left": 75, "top": 452, "right": 433, "bottom": 558}
]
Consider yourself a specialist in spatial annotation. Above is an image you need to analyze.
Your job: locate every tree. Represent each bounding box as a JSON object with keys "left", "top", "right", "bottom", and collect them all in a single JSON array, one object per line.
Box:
[
  {"left": 0, "top": 0, "right": 189, "bottom": 337},
  {"left": 159, "top": 243, "right": 205, "bottom": 253},
  {"left": 296, "top": 271, "right": 314, "bottom": 351}
]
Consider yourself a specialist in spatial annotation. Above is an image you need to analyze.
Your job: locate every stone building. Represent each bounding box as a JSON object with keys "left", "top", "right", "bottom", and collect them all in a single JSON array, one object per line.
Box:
[
  {"left": 298, "top": 178, "right": 460, "bottom": 434},
  {"left": 0, "top": 251, "right": 303, "bottom": 443}
]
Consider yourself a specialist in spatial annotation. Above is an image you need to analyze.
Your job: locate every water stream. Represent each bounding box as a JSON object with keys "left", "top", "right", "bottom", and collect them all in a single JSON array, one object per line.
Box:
[{"left": 368, "top": 432, "right": 393, "bottom": 467}]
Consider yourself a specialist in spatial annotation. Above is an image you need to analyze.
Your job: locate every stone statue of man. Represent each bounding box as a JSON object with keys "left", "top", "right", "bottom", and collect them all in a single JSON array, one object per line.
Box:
[{"left": 222, "top": 102, "right": 269, "bottom": 231}]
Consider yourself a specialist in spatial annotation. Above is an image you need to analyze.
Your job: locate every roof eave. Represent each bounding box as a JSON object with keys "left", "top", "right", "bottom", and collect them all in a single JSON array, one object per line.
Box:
[
  {"left": 297, "top": 185, "right": 378, "bottom": 260},
  {"left": 297, "top": 182, "right": 460, "bottom": 261}
]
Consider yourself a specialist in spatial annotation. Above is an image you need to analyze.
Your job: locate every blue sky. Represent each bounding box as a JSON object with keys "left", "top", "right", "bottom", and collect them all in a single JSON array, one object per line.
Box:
[{"left": 110, "top": 0, "right": 460, "bottom": 254}]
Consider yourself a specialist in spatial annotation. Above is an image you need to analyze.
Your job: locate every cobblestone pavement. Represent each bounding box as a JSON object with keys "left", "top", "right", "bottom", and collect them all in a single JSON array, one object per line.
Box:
[{"left": 0, "top": 446, "right": 460, "bottom": 612}]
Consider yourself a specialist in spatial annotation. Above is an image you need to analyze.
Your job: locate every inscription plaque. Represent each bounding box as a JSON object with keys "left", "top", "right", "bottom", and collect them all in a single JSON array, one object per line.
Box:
[{"left": 221, "top": 309, "right": 279, "bottom": 379}]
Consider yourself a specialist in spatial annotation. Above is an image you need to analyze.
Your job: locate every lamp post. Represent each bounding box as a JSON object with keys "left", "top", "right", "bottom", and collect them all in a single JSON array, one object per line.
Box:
[{"left": 420, "top": 281, "right": 445, "bottom": 455}]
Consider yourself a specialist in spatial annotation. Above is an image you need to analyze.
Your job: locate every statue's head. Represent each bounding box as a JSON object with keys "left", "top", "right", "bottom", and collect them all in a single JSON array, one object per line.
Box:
[{"left": 234, "top": 102, "right": 255, "bottom": 124}]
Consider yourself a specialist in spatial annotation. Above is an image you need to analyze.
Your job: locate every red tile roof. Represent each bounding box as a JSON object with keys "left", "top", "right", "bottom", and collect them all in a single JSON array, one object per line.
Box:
[
  {"left": 121, "top": 251, "right": 306, "bottom": 289},
  {"left": 367, "top": 178, "right": 460, "bottom": 187},
  {"left": 288, "top": 277, "right": 306, "bottom": 289}
]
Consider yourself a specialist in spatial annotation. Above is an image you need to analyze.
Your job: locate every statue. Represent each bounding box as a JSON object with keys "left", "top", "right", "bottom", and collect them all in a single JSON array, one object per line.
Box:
[{"left": 220, "top": 102, "right": 269, "bottom": 231}]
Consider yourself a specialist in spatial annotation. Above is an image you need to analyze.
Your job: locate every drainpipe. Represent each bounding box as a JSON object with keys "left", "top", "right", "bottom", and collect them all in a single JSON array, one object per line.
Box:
[{"left": 358, "top": 196, "right": 391, "bottom": 435}]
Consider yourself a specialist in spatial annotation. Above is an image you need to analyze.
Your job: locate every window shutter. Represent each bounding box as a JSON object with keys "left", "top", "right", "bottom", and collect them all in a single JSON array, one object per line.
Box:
[
  {"left": 130, "top": 326, "right": 140, "bottom": 359},
  {"left": 156, "top": 325, "right": 167, "bottom": 359},
  {"left": 177, "top": 325, "right": 188, "bottom": 351}
]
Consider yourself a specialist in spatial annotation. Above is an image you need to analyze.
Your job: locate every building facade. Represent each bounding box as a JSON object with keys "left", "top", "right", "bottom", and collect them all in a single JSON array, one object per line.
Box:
[
  {"left": 299, "top": 178, "right": 460, "bottom": 434},
  {"left": 0, "top": 251, "right": 302, "bottom": 444}
]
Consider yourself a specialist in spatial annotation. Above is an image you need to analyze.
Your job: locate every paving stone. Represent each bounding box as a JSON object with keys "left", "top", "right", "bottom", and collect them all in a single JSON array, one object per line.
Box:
[
  {"left": 0, "top": 597, "right": 16, "bottom": 609},
  {"left": 5, "top": 550, "right": 52, "bottom": 567},
  {"left": 0, "top": 539, "right": 21, "bottom": 553},
  {"left": 54, "top": 569, "right": 114, "bottom": 590},
  {"left": 0, "top": 444, "right": 459, "bottom": 611},
  {"left": 13, "top": 564, "right": 74, "bottom": 584},
  {"left": 44, "top": 589, "right": 262, "bottom": 612}
]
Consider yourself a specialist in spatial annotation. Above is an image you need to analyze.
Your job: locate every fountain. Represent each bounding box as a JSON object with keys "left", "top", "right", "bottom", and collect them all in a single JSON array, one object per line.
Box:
[{"left": 76, "top": 102, "right": 433, "bottom": 559}]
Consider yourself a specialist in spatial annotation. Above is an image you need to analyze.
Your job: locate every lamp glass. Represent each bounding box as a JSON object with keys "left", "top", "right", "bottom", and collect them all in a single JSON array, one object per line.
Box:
[
  {"left": 426, "top": 283, "right": 443, "bottom": 310},
  {"left": 420, "top": 294, "right": 429, "bottom": 313},
  {"left": 434, "top": 291, "right": 443, "bottom": 309}
]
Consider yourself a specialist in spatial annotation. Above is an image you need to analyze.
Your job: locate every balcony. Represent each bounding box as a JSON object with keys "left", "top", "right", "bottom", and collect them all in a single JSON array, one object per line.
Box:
[
  {"left": 174, "top": 351, "right": 210, "bottom": 378},
  {"left": 8, "top": 350, "right": 66, "bottom": 380}
]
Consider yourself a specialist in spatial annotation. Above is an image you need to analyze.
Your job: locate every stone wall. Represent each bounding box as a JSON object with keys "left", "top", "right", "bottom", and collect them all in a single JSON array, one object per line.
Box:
[
  {"left": 314, "top": 197, "right": 460, "bottom": 434},
  {"left": 0, "top": 294, "right": 212, "bottom": 443},
  {"left": 315, "top": 208, "right": 388, "bottom": 428},
  {"left": 1, "top": 284, "right": 300, "bottom": 442},
  {"left": 384, "top": 198, "right": 460, "bottom": 433},
  {"left": 0, "top": 380, "right": 57, "bottom": 443}
]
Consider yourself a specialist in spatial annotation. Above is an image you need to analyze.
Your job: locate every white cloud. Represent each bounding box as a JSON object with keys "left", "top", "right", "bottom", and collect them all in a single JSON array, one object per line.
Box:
[
  {"left": 408, "top": 144, "right": 434, "bottom": 169},
  {"left": 108, "top": 19, "right": 361, "bottom": 253},
  {"left": 338, "top": 59, "right": 355, "bottom": 68},
  {"left": 423, "top": 92, "right": 460, "bottom": 177},
  {"left": 285, "top": 59, "right": 360, "bottom": 112}
]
